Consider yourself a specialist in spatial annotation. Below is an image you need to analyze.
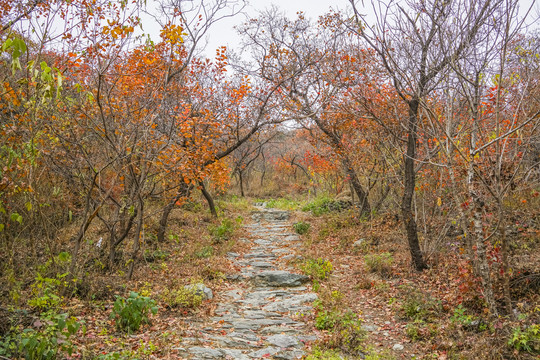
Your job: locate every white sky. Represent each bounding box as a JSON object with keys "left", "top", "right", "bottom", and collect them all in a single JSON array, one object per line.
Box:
[
  {"left": 140, "top": 0, "right": 353, "bottom": 57},
  {"left": 138, "top": 0, "right": 539, "bottom": 58}
]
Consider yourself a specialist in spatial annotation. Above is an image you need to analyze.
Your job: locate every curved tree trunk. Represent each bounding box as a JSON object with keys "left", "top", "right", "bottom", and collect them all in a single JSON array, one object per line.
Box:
[
  {"left": 200, "top": 181, "right": 217, "bottom": 217},
  {"left": 341, "top": 156, "right": 371, "bottom": 217},
  {"left": 157, "top": 183, "right": 191, "bottom": 243}
]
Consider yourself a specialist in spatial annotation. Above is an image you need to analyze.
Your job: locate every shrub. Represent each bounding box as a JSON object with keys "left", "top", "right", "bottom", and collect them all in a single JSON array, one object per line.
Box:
[
  {"left": 450, "top": 304, "right": 487, "bottom": 331},
  {"left": 508, "top": 324, "right": 540, "bottom": 354},
  {"left": 302, "top": 197, "right": 350, "bottom": 216},
  {"left": 293, "top": 221, "right": 310, "bottom": 235},
  {"left": 405, "top": 321, "right": 423, "bottom": 341},
  {"left": 313, "top": 298, "right": 365, "bottom": 355},
  {"left": 400, "top": 286, "right": 442, "bottom": 322},
  {"left": 305, "top": 347, "right": 343, "bottom": 360},
  {"left": 28, "top": 252, "right": 72, "bottom": 311},
  {"left": 327, "top": 310, "right": 365, "bottom": 355},
  {"left": 161, "top": 286, "right": 204, "bottom": 309},
  {"left": 265, "top": 198, "right": 301, "bottom": 210},
  {"left": 110, "top": 292, "right": 158, "bottom": 333},
  {"left": 194, "top": 245, "right": 214, "bottom": 259},
  {"left": 364, "top": 253, "right": 393, "bottom": 276},
  {"left": 15, "top": 312, "right": 81, "bottom": 360},
  {"left": 208, "top": 217, "right": 241, "bottom": 243},
  {"left": 301, "top": 258, "right": 333, "bottom": 281},
  {"left": 143, "top": 249, "right": 169, "bottom": 262}
]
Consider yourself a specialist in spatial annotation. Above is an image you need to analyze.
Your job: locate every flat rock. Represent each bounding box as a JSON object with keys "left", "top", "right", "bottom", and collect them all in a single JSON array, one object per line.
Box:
[
  {"left": 187, "top": 347, "right": 222, "bottom": 359},
  {"left": 248, "top": 346, "right": 281, "bottom": 358},
  {"left": 267, "top": 334, "right": 300, "bottom": 348},
  {"left": 254, "top": 271, "right": 309, "bottom": 287}
]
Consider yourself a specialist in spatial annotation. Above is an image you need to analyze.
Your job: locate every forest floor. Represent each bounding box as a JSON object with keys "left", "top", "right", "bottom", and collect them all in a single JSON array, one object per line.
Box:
[{"left": 1, "top": 197, "right": 539, "bottom": 360}]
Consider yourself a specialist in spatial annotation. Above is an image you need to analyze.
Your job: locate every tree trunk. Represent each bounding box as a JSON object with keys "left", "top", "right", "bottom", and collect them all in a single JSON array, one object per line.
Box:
[
  {"left": 239, "top": 171, "right": 245, "bottom": 197},
  {"left": 402, "top": 100, "right": 428, "bottom": 271},
  {"left": 468, "top": 98, "right": 498, "bottom": 316},
  {"left": 200, "top": 181, "right": 217, "bottom": 217},
  {"left": 127, "top": 198, "right": 144, "bottom": 280},
  {"left": 341, "top": 156, "right": 371, "bottom": 217},
  {"left": 157, "top": 183, "right": 191, "bottom": 243},
  {"left": 499, "top": 209, "right": 513, "bottom": 317}
]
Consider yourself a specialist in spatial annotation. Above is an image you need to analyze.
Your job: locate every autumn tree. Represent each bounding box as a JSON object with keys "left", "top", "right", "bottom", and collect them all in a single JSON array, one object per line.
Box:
[
  {"left": 238, "top": 9, "right": 382, "bottom": 216},
  {"left": 348, "top": 0, "right": 507, "bottom": 271}
]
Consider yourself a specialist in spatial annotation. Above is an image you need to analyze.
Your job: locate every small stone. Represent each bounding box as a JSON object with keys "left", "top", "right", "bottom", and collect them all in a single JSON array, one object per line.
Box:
[
  {"left": 393, "top": 343, "right": 404, "bottom": 351},
  {"left": 184, "top": 283, "right": 213, "bottom": 300},
  {"left": 353, "top": 238, "right": 365, "bottom": 247},
  {"left": 362, "top": 324, "right": 378, "bottom": 332}
]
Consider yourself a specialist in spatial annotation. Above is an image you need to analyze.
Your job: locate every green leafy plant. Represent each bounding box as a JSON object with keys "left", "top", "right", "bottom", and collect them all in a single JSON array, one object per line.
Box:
[
  {"left": 302, "top": 197, "right": 350, "bottom": 216},
  {"left": 400, "top": 286, "right": 442, "bottom": 322},
  {"left": 208, "top": 217, "right": 240, "bottom": 243},
  {"left": 293, "top": 221, "right": 310, "bottom": 235},
  {"left": 364, "top": 252, "right": 393, "bottom": 276},
  {"left": 96, "top": 340, "right": 157, "bottom": 360},
  {"left": 313, "top": 297, "right": 365, "bottom": 355},
  {"left": 110, "top": 292, "right": 158, "bottom": 333},
  {"left": 264, "top": 197, "right": 302, "bottom": 210},
  {"left": 508, "top": 324, "right": 540, "bottom": 354},
  {"left": 194, "top": 245, "right": 214, "bottom": 259},
  {"left": 301, "top": 258, "right": 333, "bottom": 281},
  {"left": 405, "top": 321, "right": 423, "bottom": 341},
  {"left": 450, "top": 304, "right": 486, "bottom": 331},
  {"left": 143, "top": 249, "right": 169, "bottom": 262},
  {"left": 305, "top": 347, "right": 343, "bottom": 360},
  {"left": 18, "top": 312, "right": 81, "bottom": 360},
  {"left": 161, "top": 286, "right": 204, "bottom": 309},
  {"left": 27, "top": 252, "right": 72, "bottom": 311}
]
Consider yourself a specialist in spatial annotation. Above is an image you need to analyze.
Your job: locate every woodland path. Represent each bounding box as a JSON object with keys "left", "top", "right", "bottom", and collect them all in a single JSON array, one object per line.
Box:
[{"left": 177, "top": 207, "right": 319, "bottom": 360}]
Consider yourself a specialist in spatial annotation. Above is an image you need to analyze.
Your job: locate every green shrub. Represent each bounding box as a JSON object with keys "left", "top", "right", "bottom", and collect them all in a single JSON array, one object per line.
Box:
[
  {"left": 143, "top": 249, "right": 169, "bottom": 262},
  {"left": 194, "top": 245, "right": 214, "bottom": 259},
  {"left": 301, "top": 258, "right": 333, "bottom": 281},
  {"left": 264, "top": 198, "right": 301, "bottom": 210},
  {"left": 313, "top": 299, "right": 365, "bottom": 355},
  {"left": 110, "top": 292, "right": 158, "bottom": 333},
  {"left": 364, "top": 252, "right": 393, "bottom": 276},
  {"left": 293, "top": 221, "right": 310, "bottom": 235},
  {"left": 400, "top": 286, "right": 442, "bottom": 322},
  {"left": 96, "top": 340, "right": 157, "bottom": 359},
  {"left": 28, "top": 275, "right": 65, "bottom": 311},
  {"left": 302, "top": 197, "right": 350, "bottom": 216},
  {"left": 305, "top": 347, "right": 343, "bottom": 360},
  {"left": 315, "top": 307, "right": 339, "bottom": 330},
  {"left": 328, "top": 310, "right": 365, "bottom": 354},
  {"left": 161, "top": 286, "right": 204, "bottom": 309},
  {"left": 508, "top": 324, "right": 540, "bottom": 354},
  {"left": 208, "top": 217, "right": 241, "bottom": 243},
  {"left": 450, "top": 304, "right": 487, "bottom": 331},
  {"left": 405, "top": 321, "right": 423, "bottom": 341},
  {"left": 28, "top": 252, "right": 72, "bottom": 311},
  {"left": 17, "top": 312, "right": 81, "bottom": 360}
]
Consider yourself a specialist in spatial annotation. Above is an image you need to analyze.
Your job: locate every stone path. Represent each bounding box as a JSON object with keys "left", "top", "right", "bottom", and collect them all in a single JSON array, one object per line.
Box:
[{"left": 178, "top": 207, "right": 318, "bottom": 359}]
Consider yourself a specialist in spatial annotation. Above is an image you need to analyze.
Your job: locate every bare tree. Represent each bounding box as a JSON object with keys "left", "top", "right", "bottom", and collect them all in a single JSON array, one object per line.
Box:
[{"left": 349, "top": 0, "right": 506, "bottom": 271}]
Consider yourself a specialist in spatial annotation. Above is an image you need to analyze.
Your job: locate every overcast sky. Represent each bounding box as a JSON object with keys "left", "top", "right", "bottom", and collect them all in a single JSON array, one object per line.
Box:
[
  {"left": 140, "top": 0, "right": 538, "bottom": 58},
  {"left": 140, "top": 0, "right": 353, "bottom": 57}
]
